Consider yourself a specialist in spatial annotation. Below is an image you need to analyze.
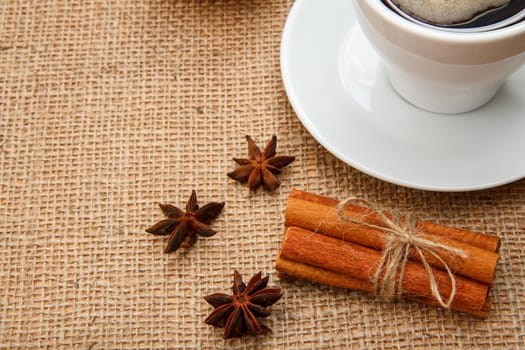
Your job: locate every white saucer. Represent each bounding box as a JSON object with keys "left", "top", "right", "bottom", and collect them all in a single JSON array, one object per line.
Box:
[{"left": 281, "top": 0, "right": 525, "bottom": 191}]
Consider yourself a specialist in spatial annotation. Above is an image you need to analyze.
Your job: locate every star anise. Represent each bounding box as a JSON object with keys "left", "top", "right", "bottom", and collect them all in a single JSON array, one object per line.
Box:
[
  {"left": 146, "top": 190, "right": 225, "bottom": 253},
  {"left": 227, "top": 135, "right": 295, "bottom": 191},
  {"left": 204, "top": 270, "right": 283, "bottom": 339}
]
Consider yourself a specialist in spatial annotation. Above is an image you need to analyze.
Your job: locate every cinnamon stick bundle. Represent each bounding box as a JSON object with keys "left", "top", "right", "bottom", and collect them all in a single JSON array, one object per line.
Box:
[
  {"left": 276, "top": 189, "right": 501, "bottom": 317},
  {"left": 285, "top": 190, "right": 500, "bottom": 283}
]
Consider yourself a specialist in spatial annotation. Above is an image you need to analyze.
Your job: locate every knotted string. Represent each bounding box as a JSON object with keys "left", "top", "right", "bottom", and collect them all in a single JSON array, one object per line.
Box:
[{"left": 336, "top": 198, "right": 468, "bottom": 308}]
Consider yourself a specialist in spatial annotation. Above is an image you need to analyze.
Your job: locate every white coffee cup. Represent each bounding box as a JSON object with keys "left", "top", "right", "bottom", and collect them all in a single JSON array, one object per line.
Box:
[{"left": 354, "top": 0, "right": 525, "bottom": 114}]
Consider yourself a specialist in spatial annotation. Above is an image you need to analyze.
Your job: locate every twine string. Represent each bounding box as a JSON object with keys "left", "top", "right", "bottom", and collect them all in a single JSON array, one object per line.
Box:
[{"left": 336, "top": 198, "right": 468, "bottom": 308}]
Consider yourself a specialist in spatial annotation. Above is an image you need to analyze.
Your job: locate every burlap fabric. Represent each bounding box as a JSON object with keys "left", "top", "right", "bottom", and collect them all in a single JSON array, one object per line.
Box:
[{"left": 1, "top": 1, "right": 524, "bottom": 349}]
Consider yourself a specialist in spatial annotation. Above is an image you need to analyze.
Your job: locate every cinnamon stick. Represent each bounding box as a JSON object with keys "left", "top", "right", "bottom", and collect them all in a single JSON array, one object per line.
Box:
[
  {"left": 287, "top": 190, "right": 500, "bottom": 252},
  {"left": 275, "top": 255, "right": 491, "bottom": 318},
  {"left": 279, "top": 226, "right": 490, "bottom": 312},
  {"left": 285, "top": 190, "right": 499, "bottom": 284}
]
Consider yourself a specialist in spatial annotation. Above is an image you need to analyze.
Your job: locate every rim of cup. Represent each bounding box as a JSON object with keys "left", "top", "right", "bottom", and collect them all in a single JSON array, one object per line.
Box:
[{"left": 369, "top": 0, "right": 525, "bottom": 43}]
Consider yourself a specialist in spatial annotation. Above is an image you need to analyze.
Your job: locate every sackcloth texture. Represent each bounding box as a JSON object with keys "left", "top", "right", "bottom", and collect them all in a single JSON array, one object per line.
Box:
[{"left": 0, "top": 1, "right": 524, "bottom": 349}]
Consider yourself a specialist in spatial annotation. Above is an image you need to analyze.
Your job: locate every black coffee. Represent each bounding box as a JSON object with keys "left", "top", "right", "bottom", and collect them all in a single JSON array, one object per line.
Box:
[{"left": 382, "top": 0, "right": 525, "bottom": 29}]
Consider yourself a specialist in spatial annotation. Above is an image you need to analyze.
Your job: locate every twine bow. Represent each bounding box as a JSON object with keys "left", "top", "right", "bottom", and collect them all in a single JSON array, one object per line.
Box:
[{"left": 336, "top": 198, "right": 468, "bottom": 308}]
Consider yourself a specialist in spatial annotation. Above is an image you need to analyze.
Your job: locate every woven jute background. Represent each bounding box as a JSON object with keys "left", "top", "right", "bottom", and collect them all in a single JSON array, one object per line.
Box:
[{"left": 1, "top": 1, "right": 524, "bottom": 348}]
